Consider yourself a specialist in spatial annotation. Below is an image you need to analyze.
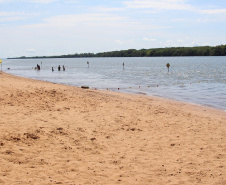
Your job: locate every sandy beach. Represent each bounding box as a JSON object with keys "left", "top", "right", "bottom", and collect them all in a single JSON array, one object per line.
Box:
[{"left": 0, "top": 71, "right": 225, "bottom": 185}]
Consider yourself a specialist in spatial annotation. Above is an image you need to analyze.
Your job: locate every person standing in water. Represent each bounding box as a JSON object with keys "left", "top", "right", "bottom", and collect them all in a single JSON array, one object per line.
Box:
[
  {"left": 58, "top": 65, "right": 61, "bottom": 71},
  {"left": 52, "top": 67, "right": 54, "bottom": 72},
  {"left": 37, "top": 64, "right": 40, "bottom": 70},
  {"left": 63, "top": 65, "right": 65, "bottom": 71}
]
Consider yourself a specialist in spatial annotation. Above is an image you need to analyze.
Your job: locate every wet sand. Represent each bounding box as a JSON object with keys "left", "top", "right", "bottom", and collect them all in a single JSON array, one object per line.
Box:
[{"left": 0, "top": 71, "right": 225, "bottom": 185}]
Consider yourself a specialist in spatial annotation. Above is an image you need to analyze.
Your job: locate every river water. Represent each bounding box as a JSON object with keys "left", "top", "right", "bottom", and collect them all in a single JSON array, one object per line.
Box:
[{"left": 2, "top": 57, "right": 226, "bottom": 111}]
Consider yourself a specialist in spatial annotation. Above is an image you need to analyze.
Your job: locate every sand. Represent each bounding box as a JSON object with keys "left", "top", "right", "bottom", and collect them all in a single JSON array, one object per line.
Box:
[{"left": 0, "top": 71, "right": 225, "bottom": 185}]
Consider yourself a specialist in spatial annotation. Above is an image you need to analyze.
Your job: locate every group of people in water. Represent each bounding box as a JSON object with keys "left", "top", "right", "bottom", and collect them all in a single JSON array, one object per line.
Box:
[
  {"left": 34, "top": 62, "right": 126, "bottom": 72},
  {"left": 34, "top": 63, "right": 65, "bottom": 72},
  {"left": 52, "top": 65, "right": 65, "bottom": 72}
]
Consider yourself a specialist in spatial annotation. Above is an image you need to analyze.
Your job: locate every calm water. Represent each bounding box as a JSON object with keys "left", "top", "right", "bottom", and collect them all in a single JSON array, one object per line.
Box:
[{"left": 2, "top": 57, "right": 226, "bottom": 111}]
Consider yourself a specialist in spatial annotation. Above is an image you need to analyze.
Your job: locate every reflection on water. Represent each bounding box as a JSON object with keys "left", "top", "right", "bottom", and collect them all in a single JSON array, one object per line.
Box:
[{"left": 3, "top": 56, "right": 226, "bottom": 110}]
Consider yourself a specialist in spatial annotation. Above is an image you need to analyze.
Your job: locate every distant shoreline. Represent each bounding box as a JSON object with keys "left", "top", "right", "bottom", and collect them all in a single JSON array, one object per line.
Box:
[{"left": 7, "top": 45, "right": 226, "bottom": 59}]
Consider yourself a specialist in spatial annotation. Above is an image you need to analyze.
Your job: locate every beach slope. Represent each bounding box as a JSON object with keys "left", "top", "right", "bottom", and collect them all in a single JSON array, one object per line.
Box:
[{"left": 0, "top": 72, "right": 225, "bottom": 184}]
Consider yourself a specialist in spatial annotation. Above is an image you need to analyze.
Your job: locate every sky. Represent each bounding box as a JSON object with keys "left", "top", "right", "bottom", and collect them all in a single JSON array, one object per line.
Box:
[{"left": 0, "top": 0, "right": 226, "bottom": 58}]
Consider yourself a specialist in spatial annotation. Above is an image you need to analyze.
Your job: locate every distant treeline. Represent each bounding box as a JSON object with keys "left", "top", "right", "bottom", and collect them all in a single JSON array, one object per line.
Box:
[{"left": 9, "top": 45, "right": 226, "bottom": 59}]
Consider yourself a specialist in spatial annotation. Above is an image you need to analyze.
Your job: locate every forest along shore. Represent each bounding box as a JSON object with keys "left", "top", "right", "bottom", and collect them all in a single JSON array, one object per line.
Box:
[
  {"left": 8, "top": 44, "right": 226, "bottom": 58},
  {"left": 0, "top": 71, "right": 225, "bottom": 185}
]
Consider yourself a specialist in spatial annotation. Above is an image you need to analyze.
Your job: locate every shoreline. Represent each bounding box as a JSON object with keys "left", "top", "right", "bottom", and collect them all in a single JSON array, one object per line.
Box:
[
  {"left": 4, "top": 70, "right": 226, "bottom": 112},
  {"left": 0, "top": 71, "right": 225, "bottom": 184}
]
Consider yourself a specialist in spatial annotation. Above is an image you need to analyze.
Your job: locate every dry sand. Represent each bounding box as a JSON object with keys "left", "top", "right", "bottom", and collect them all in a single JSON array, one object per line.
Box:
[{"left": 0, "top": 71, "right": 225, "bottom": 185}]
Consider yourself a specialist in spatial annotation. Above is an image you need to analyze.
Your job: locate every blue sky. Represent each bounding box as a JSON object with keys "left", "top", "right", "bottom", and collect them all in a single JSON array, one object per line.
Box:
[{"left": 0, "top": 0, "right": 226, "bottom": 58}]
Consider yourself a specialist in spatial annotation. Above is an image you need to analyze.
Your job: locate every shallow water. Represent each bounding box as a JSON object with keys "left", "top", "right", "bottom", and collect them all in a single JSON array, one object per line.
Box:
[{"left": 3, "top": 56, "right": 226, "bottom": 110}]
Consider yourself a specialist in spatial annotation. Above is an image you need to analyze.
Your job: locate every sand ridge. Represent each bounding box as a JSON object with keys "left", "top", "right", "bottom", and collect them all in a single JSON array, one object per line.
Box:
[{"left": 0, "top": 71, "right": 225, "bottom": 184}]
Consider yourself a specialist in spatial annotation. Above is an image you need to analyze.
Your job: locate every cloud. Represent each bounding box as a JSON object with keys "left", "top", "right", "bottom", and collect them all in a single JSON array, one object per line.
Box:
[
  {"left": 90, "top": 6, "right": 125, "bottom": 12},
  {"left": 123, "top": 0, "right": 193, "bottom": 11},
  {"left": 0, "top": 11, "right": 25, "bottom": 16},
  {"left": 116, "top": 40, "right": 123, "bottom": 44},
  {"left": 171, "top": 18, "right": 188, "bottom": 22},
  {"left": 63, "top": 0, "right": 79, "bottom": 4},
  {"left": 26, "top": 49, "right": 37, "bottom": 53},
  {"left": 164, "top": 40, "right": 184, "bottom": 47},
  {"left": 162, "top": 39, "right": 212, "bottom": 47},
  {"left": 123, "top": 0, "right": 226, "bottom": 15},
  {"left": 23, "top": 13, "right": 127, "bottom": 28},
  {"left": 166, "top": 40, "right": 173, "bottom": 44},
  {"left": 0, "top": 16, "right": 24, "bottom": 22},
  {"left": 0, "top": 0, "right": 58, "bottom": 3},
  {"left": 198, "top": 9, "right": 226, "bottom": 14},
  {"left": 191, "top": 41, "right": 200, "bottom": 46},
  {"left": 0, "top": 11, "right": 40, "bottom": 23},
  {"left": 22, "top": 13, "right": 169, "bottom": 36},
  {"left": 0, "top": 11, "right": 40, "bottom": 17},
  {"left": 177, "top": 39, "right": 184, "bottom": 43},
  {"left": 196, "top": 18, "right": 210, "bottom": 23},
  {"left": 41, "top": 14, "right": 128, "bottom": 27},
  {"left": 0, "top": 0, "right": 80, "bottom": 4},
  {"left": 143, "top": 37, "right": 156, "bottom": 41},
  {"left": 26, "top": 0, "right": 57, "bottom": 3}
]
